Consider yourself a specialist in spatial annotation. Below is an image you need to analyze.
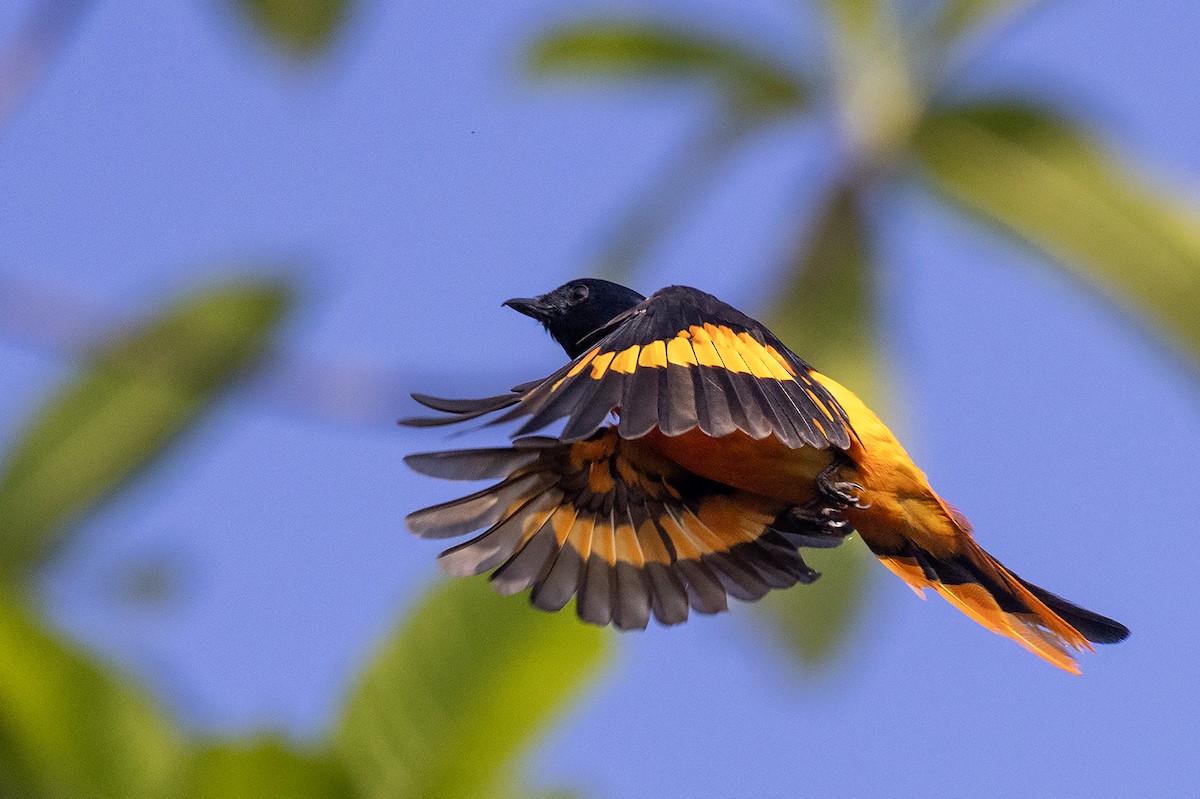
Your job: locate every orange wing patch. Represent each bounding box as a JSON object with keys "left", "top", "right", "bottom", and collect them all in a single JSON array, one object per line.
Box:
[{"left": 405, "top": 429, "right": 852, "bottom": 630}]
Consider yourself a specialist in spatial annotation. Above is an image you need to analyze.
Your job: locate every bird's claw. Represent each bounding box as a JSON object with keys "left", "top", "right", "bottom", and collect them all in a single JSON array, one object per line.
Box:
[
  {"left": 817, "top": 465, "right": 871, "bottom": 510},
  {"left": 786, "top": 505, "right": 851, "bottom": 535},
  {"left": 827, "top": 480, "right": 870, "bottom": 509}
]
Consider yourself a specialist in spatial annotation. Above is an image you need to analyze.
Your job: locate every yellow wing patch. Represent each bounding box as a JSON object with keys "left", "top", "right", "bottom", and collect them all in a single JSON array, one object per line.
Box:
[
  {"left": 638, "top": 339, "right": 669, "bottom": 368},
  {"left": 567, "top": 347, "right": 600, "bottom": 377},
  {"left": 666, "top": 336, "right": 698, "bottom": 367},
  {"left": 610, "top": 344, "right": 641, "bottom": 374},
  {"left": 574, "top": 325, "right": 798, "bottom": 383},
  {"left": 764, "top": 345, "right": 797, "bottom": 376},
  {"left": 589, "top": 350, "right": 617, "bottom": 379},
  {"left": 501, "top": 308, "right": 852, "bottom": 447},
  {"left": 580, "top": 326, "right": 796, "bottom": 381}
]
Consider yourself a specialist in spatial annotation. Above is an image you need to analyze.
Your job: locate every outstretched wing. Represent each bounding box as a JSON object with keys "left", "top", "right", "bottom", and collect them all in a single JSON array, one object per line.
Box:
[
  {"left": 405, "top": 285, "right": 855, "bottom": 449},
  {"left": 405, "top": 428, "right": 851, "bottom": 630},
  {"left": 401, "top": 390, "right": 522, "bottom": 428}
]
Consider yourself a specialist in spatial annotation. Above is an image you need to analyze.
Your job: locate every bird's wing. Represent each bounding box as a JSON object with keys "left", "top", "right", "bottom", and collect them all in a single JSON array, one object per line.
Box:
[
  {"left": 405, "top": 428, "right": 851, "bottom": 630},
  {"left": 405, "top": 285, "right": 855, "bottom": 449},
  {"left": 401, "top": 390, "right": 523, "bottom": 427}
]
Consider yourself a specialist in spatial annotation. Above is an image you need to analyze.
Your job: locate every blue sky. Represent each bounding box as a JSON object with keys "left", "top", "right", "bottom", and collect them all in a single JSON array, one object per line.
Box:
[{"left": 2, "top": 1, "right": 1198, "bottom": 797}]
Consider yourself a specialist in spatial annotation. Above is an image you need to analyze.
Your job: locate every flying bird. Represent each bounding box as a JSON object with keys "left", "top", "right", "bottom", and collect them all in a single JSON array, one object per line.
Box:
[{"left": 403, "top": 278, "right": 1128, "bottom": 673}]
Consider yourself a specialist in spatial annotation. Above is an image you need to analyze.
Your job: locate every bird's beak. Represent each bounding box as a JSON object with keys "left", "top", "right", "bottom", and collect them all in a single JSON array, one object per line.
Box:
[{"left": 503, "top": 296, "right": 544, "bottom": 320}]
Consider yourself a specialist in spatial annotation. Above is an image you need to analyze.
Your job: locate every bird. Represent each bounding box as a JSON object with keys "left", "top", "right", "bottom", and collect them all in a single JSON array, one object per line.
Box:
[{"left": 402, "top": 278, "right": 1128, "bottom": 673}]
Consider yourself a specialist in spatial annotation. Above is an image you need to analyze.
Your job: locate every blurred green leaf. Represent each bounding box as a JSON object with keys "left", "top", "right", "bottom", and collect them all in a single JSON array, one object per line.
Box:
[
  {"left": 819, "top": 1, "right": 919, "bottom": 169},
  {"left": 758, "top": 543, "right": 872, "bottom": 666},
  {"left": 0, "top": 594, "right": 185, "bottom": 799},
  {"left": 913, "top": 101, "right": 1200, "bottom": 362},
  {"left": 333, "top": 577, "right": 611, "bottom": 799},
  {"left": 183, "top": 738, "right": 354, "bottom": 799},
  {"left": 933, "top": 0, "right": 1037, "bottom": 43},
  {"left": 232, "top": 0, "right": 349, "bottom": 57},
  {"left": 759, "top": 184, "right": 880, "bottom": 666},
  {"left": 767, "top": 186, "right": 881, "bottom": 407},
  {"left": 529, "top": 21, "right": 809, "bottom": 118},
  {"left": 820, "top": 0, "right": 887, "bottom": 43},
  {"left": 0, "top": 280, "right": 291, "bottom": 580}
]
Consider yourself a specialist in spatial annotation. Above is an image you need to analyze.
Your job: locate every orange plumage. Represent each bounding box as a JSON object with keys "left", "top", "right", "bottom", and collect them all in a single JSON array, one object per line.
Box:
[{"left": 405, "top": 280, "right": 1128, "bottom": 672}]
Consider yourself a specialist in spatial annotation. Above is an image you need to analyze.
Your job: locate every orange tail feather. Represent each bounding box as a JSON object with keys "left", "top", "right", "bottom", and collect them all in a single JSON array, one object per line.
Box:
[{"left": 873, "top": 536, "right": 1127, "bottom": 674}]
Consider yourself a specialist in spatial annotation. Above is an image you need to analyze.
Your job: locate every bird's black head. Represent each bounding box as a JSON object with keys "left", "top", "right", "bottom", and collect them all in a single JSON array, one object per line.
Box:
[{"left": 504, "top": 278, "right": 645, "bottom": 358}]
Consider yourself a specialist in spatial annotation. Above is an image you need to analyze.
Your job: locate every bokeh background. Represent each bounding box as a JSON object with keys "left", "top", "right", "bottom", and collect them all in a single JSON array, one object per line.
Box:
[{"left": 1, "top": 1, "right": 1198, "bottom": 797}]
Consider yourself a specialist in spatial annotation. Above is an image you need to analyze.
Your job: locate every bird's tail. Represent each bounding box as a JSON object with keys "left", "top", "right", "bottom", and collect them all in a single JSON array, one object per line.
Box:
[{"left": 865, "top": 511, "right": 1128, "bottom": 673}]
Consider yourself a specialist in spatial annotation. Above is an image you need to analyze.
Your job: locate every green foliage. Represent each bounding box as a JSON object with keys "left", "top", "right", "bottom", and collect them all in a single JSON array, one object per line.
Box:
[
  {"left": 6, "top": 0, "right": 1198, "bottom": 793},
  {"left": 914, "top": 101, "right": 1200, "bottom": 360},
  {"left": 529, "top": 21, "right": 808, "bottom": 118},
  {"left": 820, "top": 0, "right": 888, "bottom": 41},
  {"left": 933, "top": 0, "right": 1037, "bottom": 42},
  {"left": 528, "top": 20, "right": 813, "bottom": 284},
  {"left": 767, "top": 185, "right": 880, "bottom": 408},
  {"left": 232, "top": 0, "right": 349, "bottom": 57},
  {"left": 0, "top": 595, "right": 185, "bottom": 799},
  {"left": 182, "top": 739, "right": 354, "bottom": 799},
  {"left": 526, "top": 0, "right": 1200, "bottom": 672},
  {"left": 0, "top": 282, "right": 290, "bottom": 581},
  {"left": 0, "top": 569, "right": 609, "bottom": 799},
  {"left": 760, "top": 185, "right": 881, "bottom": 664},
  {"left": 760, "top": 543, "right": 873, "bottom": 666},
  {"left": 334, "top": 577, "right": 611, "bottom": 799},
  {"left": 0, "top": 267, "right": 612, "bottom": 798}
]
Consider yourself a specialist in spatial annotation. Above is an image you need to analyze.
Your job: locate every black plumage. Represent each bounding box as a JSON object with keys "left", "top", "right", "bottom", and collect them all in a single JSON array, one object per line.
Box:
[{"left": 403, "top": 279, "right": 858, "bottom": 631}]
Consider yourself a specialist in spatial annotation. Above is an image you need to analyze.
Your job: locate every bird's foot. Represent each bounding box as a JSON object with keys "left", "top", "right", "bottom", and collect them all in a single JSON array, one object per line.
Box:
[
  {"left": 817, "top": 462, "right": 871, "bottom": 510},
  {"left": 786, "top": 503, "right": 851, "bottom": 535}
]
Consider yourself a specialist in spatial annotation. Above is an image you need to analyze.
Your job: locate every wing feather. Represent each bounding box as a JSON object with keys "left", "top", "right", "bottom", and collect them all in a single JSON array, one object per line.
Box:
[
  {"left": 402, "top": 285, "right": 855, "bottom": 449},
  {"left": 531, "top": 511, "right": 591, "bottom": 612},
  {"left": 405, "top": 429, "right": 852, "bottom": 628}
]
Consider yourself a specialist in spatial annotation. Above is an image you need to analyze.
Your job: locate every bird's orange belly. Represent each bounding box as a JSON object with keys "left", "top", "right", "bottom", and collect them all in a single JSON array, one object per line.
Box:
[{"left": 641, "top": 427, "right": 834, "bottom": 504}]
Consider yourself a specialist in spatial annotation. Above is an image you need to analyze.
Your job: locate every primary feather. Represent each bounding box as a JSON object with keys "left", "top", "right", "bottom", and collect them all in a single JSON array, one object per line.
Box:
[{"left": 403, "top": 279, "right": 1128, "bottom": 672}]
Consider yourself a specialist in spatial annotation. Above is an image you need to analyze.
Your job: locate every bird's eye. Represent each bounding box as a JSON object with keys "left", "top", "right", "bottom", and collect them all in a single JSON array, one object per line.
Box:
[{"left": 569, "top": 285, "right": 590, "bottom": 303}]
